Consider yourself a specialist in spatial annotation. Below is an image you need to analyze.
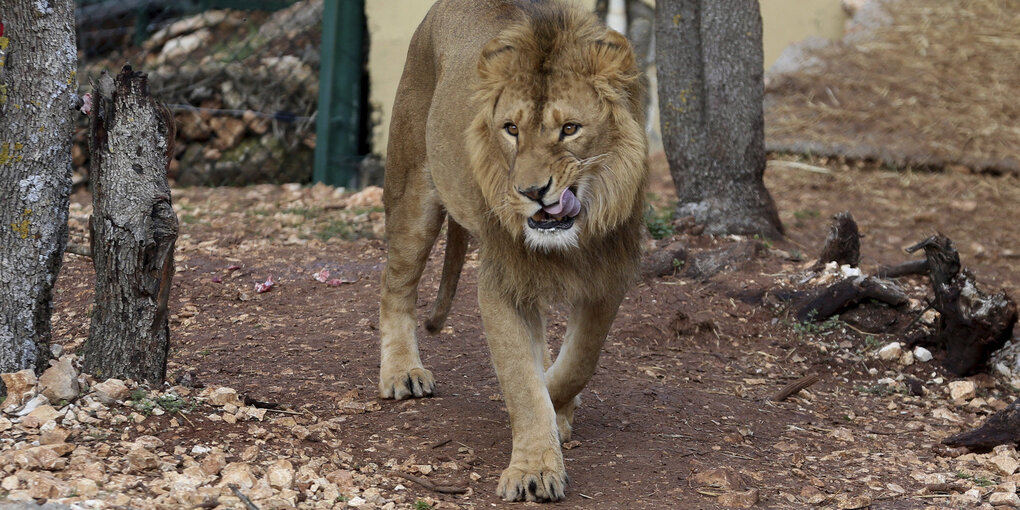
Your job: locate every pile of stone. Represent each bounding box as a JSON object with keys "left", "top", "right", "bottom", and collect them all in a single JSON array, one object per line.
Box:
[
  {"left": 0, "top": 355, "right": 423, "bottom": 508},
  {"left": 74, "top": 1, "right": 324, "bottom": 186}
]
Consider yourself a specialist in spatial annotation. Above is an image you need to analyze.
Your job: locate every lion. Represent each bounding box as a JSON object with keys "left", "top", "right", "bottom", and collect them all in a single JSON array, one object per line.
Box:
[{"left": 378, "top": 0, "right": 648, "bottom": 502}]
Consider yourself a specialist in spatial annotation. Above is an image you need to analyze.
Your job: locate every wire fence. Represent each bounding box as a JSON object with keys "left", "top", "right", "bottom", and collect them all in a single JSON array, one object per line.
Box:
[{"left": 74, "top": 0, "right": 343, "bottom": 186}]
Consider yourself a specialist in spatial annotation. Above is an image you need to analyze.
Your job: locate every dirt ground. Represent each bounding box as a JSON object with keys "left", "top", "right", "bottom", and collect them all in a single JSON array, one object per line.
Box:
[{"left": 37, "top": 153, "right": 1020, "bottom": 509}]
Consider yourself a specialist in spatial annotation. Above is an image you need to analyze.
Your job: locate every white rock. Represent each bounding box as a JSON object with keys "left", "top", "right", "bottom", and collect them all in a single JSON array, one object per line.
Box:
[
  {"left": 0, "top": 369, "right": 38, "bottom": 410},
  {"left": 92, "top": 378, "right": 130, "bottom": 403},
  {"left": 989, "top": 491, "right": 1020, "bottom": 507},
  {"left": 1, "top": 475, "right": 19, "bottom": 491},
  {"left": 218, "top": 463, "right": 256, "bottom": 490},
  {"left": 38, "top": 356, "right": 79, "bottom": 404},
  {"left": 878, "top": 342, "right": 903, "bottom": 360},
  {"left": 996, "top": 362, "right": 1013, "bottom": 378},
  {"left": 160, "top": 29, "right": 211, "bottom": 61},
  {"left": 899, "top": 350, "right": 915, "bottom": 366},
  {"left": 949, "top": 380, "right": 977, "bottom": 401},
  {"left": 347, "top": 496, "right": 367, "bottom": 507},
  {"left": 913, "top": 346, "right": 933, "bottom": 363},
  {"left": 206, "top": 387, "right": 242, "bottom": 407},
  {"left": 989, "top": 454, "right": 1020, "bottom": 475},
  {"left": 266, "top": 459, "right": 295, "bottom": 489}
]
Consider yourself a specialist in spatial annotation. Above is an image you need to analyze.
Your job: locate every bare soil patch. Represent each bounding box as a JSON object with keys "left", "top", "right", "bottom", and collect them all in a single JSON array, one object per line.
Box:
[
  {"left": 20, "top": 154, "right": 1017, "bottom": 509},
  {"left": 764, "top": 0, "right": 1020, "bottom": 175}
]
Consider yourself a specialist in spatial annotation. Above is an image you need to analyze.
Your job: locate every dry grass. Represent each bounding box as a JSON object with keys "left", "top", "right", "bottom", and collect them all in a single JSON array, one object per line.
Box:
[{"left": 764, "top": 0, "right": 1020, "bottom": 175}]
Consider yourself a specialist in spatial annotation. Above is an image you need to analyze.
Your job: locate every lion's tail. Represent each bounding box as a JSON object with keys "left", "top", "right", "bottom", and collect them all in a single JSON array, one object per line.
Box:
[{"left": 425, "top": 218, "right": 468, "bottom": 334}]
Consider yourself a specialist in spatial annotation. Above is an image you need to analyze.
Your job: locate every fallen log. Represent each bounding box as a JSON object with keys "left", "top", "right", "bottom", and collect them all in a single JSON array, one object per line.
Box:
[
  {"left": 943, "top": 397, "right": 1020, "bottom": 450},
  {"left": 794, "top": 275, "right": 909, "bottom": 323}
]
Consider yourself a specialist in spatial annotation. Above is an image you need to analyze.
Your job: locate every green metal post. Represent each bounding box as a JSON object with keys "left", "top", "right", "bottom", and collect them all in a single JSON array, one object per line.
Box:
[{"left": 314, "top": 0, "right": 364, "bottom": 188}]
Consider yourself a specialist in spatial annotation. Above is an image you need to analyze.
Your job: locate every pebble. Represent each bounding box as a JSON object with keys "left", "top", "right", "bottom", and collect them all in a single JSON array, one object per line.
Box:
[
  {"left": 693, "top": 467, "right": 742, "bottom": 490},
  {"left": 949, "top": 380, "right": 977, "bottom": 401},
  {"left": 990, "top": 454, "right": 1020, "bottom": 476},
  {"left": 718, "top": 488, "right": 758, "bottom": 508},
  {"left": 989, "top": 491, "right": 1020, "bottom": 507},
  {"left": 878, "top": 342, "right": 903, "bottom": 360},
  {"left": 914, "top": 346, "right": 934, "bottom": 362}
]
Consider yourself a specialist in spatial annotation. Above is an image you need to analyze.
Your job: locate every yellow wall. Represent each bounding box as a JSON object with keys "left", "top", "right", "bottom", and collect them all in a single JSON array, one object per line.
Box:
[
  {"left": 761, "top": 0, "right": 847, "bottom": 67},
  {"left": 366, "top": 0, "right": 846, "bottom": 155}
]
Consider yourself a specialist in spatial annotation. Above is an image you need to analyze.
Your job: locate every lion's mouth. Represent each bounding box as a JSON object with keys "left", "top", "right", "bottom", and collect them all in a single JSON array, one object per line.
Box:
[
  {"left": 527, "top": 211, "right": 575, "bottom": 230},
  {"left": 527, "top": 187, "right": 580, "bottom": 231}
]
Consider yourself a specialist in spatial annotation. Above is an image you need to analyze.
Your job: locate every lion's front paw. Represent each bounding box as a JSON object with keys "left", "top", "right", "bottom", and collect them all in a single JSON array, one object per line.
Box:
[
  {"left": 497, "top": 462, "right": 567, "bottom": 502},
  {"left": 378, "top": 367, "right": 435, "bottom": 400}
]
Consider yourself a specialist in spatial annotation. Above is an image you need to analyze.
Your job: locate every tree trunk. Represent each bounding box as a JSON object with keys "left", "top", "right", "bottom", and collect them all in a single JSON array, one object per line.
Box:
[
  {"left": 654, "top": 0, "right": 783, "bottom": 238},
  {"left": 0, "top": 0, "right": 77, "bottom": 391},
  {"left": 81, "top": 67, "right": 177, "bottom": 384}
]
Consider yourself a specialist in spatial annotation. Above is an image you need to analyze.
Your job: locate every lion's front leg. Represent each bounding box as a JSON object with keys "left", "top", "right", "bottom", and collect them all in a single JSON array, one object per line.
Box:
[
  {"left": 479, "top": 282, "right": 567, "bottom": 502},
  {"left": 545, "top": 294, "right": 624, "bottom": 441}
]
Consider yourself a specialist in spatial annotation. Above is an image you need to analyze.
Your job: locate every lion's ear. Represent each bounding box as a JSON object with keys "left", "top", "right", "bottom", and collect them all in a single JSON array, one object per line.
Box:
[
  {"left": 588, "top": 29, "right": 639, "bottom": 91},
  {"left": 478, "top": 38, "right": 516, "bottom": 83}
]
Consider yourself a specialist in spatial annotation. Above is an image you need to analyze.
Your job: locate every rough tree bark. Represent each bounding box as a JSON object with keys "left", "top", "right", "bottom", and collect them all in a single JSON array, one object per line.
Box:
[
  {"left": 81, "top": 67, "right": 177, "bottom": 384},
  {"left": 0, "top": 0, "right": 77, "bottom": 391},
  {"left": 654, "top": 0, "right": 783, "bottom": 238}
]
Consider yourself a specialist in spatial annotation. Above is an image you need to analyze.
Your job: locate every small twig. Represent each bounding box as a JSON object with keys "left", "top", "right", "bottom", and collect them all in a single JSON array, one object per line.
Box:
[
  {"left": 842, "top": 323, "right": 880, "bottom": 336},
  {"left": 431, "top": 438, "right": 452, "bottom": 449},
  {"left": 178, "top": 411, "right": 196, "bottom": 428},
  {"left": 579, "top": 493, "right": 594, "bottom": 500},
  {"left": 263, "top": 408, "right": 303, "bottom": 415},
  {"left": 389, "top": 471, "right": 468, "bottom": 495},
  {"left": 771, "top": 374, "right": 821, "bottom": 402},
  {"left": 767, "top": 160, "right": 832, "bottom": 174},
  {"left": 228, "top": 483, "right": 260, "bottom": 510},
  {"left": 65, "top": 243, "right": 93, "bottom": 258}
]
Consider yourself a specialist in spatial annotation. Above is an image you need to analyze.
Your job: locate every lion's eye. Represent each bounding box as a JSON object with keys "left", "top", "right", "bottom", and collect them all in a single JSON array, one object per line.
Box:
[
  {"left": 504, "top": 123, "right": 519, "bottom": 137},
  {"left": 561, "top": 123, "right": 580, "bottom": 138}
]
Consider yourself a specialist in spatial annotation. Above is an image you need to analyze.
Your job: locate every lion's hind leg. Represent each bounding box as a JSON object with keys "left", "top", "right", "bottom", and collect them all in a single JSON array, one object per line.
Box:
[{"left": 545, "top": 295, "right": 625, "bottom": 441}]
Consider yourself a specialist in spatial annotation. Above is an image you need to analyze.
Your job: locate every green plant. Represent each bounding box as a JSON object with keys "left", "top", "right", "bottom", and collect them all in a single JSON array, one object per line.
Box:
[
  {"left": 788, "top": 312, "right": 843, "bottom": 339},
  {"left": 129, "top": 388, "right": 148, "bottom": 401},
  {"left": 644, "top": 206, "right": 674, "bottom": 240},
  {"left": 414, "top": 500, "right": 434, "bottom": 510},
  {"left": 155, "top": 394, "right": 193, "bottom": 414},
  {"left": 318, "top": 219, "right": 371, "bottom": 241}
]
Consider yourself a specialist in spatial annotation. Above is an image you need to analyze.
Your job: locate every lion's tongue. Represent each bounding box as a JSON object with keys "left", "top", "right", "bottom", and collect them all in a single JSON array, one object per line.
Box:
[{"left": 543, "top": 188, "right": 581, "bottom": 217}]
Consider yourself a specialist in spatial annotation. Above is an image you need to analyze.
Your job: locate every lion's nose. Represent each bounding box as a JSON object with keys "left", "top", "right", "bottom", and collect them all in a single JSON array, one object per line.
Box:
[{"left": 516, "top": 177, "right": 552, "bottom": 203}]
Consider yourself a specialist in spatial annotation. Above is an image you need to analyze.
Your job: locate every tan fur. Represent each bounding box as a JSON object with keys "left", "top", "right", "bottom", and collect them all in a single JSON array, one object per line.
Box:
[{"left": 378, "top": 0, "right": 648, "bottom": 502}]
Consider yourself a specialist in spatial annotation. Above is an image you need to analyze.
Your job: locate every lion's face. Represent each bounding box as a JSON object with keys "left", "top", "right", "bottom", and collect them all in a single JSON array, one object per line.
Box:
[
  {"left": 467, "top": 13, "right": 648, "bottom": 253},
  {"left": 490, "top": 82, "right": 610, "bottom": 251}
]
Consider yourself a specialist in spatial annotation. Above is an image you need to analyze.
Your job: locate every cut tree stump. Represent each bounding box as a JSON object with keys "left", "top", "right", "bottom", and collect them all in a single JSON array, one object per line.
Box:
[
  {"left": 814, "top": 211, "right": 860, "bottom": 269},
  {"left": 81, "top": 66, "right": 178, "bottom": 384},
  {"left": 907, "top": 234, "right": 1017, "bottom": 376}
]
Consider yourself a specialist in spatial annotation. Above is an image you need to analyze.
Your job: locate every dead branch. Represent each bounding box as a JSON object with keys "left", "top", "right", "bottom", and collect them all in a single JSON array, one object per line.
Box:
[
  {"left": 389, "top": 470, "right": 469, "bottom": 495},
  {"left": 771, "top": 374, "right": 821, "bottom": 402},
  {"left": 877, "top": 259, "right": 930, "bottom": 278},
  {"left": 227, "top": 484, "right": 260, "bottom": 510}
]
